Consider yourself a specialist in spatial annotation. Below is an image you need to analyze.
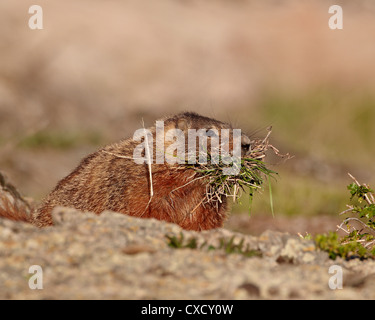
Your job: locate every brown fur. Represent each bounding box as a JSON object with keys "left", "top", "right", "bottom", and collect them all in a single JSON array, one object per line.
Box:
[
  {"left": 0, "top": 194, "right": 31, "bottom": 223},
  {"left": 6, "top": 112, "right": 250, "bottom": 231},
  {"left": 0, "top": 173, "right": 31, "bottom": 223}
]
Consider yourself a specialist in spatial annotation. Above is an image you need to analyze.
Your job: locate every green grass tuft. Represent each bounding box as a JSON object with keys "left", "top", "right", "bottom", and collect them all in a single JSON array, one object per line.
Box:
[{"left": 315, "top": 175, "right": 375, "bottom": 260}]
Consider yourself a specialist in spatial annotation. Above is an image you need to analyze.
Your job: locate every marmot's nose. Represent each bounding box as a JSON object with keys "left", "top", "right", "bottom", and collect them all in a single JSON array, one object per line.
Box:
[{"left": 241, "top": 134, "right": 251, "bottom": 157}]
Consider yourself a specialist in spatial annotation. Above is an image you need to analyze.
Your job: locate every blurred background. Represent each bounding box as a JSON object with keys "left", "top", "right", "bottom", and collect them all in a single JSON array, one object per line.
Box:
[{"left": 1, "top": 0, "right": 374, "bottom": 234}]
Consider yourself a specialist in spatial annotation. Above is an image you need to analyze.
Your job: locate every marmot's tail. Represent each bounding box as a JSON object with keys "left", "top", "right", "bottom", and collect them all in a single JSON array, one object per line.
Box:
[
  {"left": 0, "top": 193, "right": 31, "bottom": 223},
  {"left": 0, "top": 172, "right": 31, "bottom": 223}
]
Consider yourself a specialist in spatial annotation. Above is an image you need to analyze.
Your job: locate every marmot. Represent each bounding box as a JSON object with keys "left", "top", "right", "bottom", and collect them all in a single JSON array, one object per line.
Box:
[{"left": 1, "top": 112, "right": 252, "bottom": 231}]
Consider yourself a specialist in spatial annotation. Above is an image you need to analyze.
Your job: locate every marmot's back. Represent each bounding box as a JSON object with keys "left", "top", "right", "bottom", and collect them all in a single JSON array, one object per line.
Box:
[{"left": 32, "top": 112, "right": 251, "bottom": 231}]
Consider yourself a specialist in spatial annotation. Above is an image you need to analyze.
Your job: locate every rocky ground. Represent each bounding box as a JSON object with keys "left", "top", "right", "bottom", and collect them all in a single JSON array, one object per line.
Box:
[{"left": 1, "top": 208, "right": 374, "bottom": 300}]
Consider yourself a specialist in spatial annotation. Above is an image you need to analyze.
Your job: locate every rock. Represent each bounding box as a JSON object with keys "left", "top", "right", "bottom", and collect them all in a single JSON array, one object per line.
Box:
[{"left": 0, "top": 207, "right": 374, "bottom": 299}]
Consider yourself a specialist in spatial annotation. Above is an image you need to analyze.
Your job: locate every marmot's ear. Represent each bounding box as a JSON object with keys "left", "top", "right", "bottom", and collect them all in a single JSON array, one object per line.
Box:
[{"left": 177, "top": 118, "right": 189, "bottom": 132}]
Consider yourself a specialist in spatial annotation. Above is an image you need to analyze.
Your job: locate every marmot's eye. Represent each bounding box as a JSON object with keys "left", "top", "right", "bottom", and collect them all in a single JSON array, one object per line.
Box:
[{"left": 206, "top": 129, "right": 218, "bottom": 137}]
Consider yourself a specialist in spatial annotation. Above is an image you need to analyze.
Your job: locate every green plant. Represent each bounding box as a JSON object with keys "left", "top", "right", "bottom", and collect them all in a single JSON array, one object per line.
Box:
[
  {"left": 315, "top": 174, "right": 375, "bottom": 260},
  {"left": 315, "top": 232, "right": 369, "bottom": 260},
  {"left": 166, "top": 232, "right": 200, "bottom": 249}
]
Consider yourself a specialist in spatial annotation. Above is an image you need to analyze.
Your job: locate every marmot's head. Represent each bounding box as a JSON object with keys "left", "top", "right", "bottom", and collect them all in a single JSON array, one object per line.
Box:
[
  {"left": 131, "top": 112, "right": 253, "bottom": 167},
  {"left": 163, "top": 112, "right": 252, "bottom": 158}
]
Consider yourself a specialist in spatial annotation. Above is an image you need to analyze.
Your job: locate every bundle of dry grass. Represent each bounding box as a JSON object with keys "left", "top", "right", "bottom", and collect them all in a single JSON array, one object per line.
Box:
[{"left": 184, "top": 128, "right": 291, "bottom": 213}]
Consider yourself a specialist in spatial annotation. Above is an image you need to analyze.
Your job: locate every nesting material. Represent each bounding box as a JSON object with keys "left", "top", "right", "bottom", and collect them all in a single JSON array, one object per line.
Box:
[{"left": 184, "top": 128, "right": 291, "bottom": 212}]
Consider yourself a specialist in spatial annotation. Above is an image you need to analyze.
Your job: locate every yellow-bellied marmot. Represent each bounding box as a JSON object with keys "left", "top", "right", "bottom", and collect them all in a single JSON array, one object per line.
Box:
[{"left": 1, "top": 112, "right": 252, "bottom": 231}]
